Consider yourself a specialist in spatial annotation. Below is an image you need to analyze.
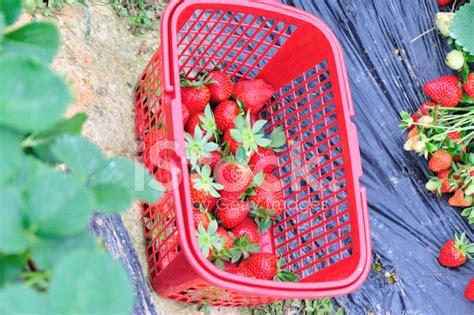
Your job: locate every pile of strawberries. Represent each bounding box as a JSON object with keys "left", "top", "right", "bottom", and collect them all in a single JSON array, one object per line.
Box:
[
  {"left": 180, "top": 69, "right": 297, "bottom": 281},
  {"left": 400, "top": 73, "right": 474, "bottom": 210}
]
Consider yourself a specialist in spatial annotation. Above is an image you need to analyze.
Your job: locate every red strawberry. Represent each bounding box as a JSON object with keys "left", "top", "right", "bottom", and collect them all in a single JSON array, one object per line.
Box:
[
  {"left": 437, "top": 0, "right": 453, "bottom": 6},
  {"left": 182, "top": 103, "right": 190, "bottom": 126},
  {"left": 424, "top": 75, "right": 462, "bottom": 107},
  {"left": 465, "top": 278, "right": 474, "bottom": 301},
  {"left": 411, "top": 102, "right": 437, "bottom": 123},
  {"left": 214, "top": 100, "right": 240, "bottom": 133},
  {"left": 215, "top": 161, "right": 253, "bottom": 199},
  {"left": 428, "top": 150, "right": 452, "bottom": 172},
  {"left": 217, "top": 227, "right": 233, "bottom": 249},
  {"left": 448, "top": 190, "right": 473, "bottom": 207},
  {"left": 249, "top": 147, "right": 278, "bottom": 174},
  {"left": 464, "top": 73, "right": 474, "bottom": 98},
  {"left": 200, "top": 150, "right": 222, "bottom": 170},
  {"left": 447, "top": 131, "right": 461, "bottom": 141},
  {"left": 232, "top": 219, "right": 261, "bottom": 244},
  {"left": 186, "top": 113, "right": 205, "bottom": 135},
  {"left": 438, "top": 233, "right": 473, "bottom": 267},
  {"left": 144, "top": 127, "right": 168, "bottom": 164},
  {"left": 233, "top": 78, "right": 274, "bottom": 114},
  {"left": 244, "top": 252, "right": 277, "bottom": 280},
  {"left": 206, "top": 71, "right": 233, "bottom": 104},
  {"left": 185, "top": 105, "right": 218, "bottom": 139},
  {"left": 223, "top": 130, "right": 241, "bottom": 155},
  {"left": 181, "top": 85, "right": 211, "bottom": 116},
  {"left": 438, "top": 170, "right": 457, "bottom": 193},
  {"left": 226, "top": 267, "right": 255, "bottom": 277},
  {"left": 215, "top": 198, "right": 250, "bottom": 229},
  {"left": 192, "top": 207, "right": 211, "bottom": 230},
  {"left": 189, "top": 165, "right": 223, "bottom": 211},
  {"left": 249, "top": 174, "right": 285, "bottom": 215}
]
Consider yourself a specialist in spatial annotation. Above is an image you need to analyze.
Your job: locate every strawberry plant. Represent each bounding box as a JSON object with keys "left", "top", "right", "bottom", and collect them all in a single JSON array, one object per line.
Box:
[
  {"left": 0, "top": 1, "right": 162, "bottom": 313},
  {"left": 400, "top": 2, "right": 474, "bottom": 225}
]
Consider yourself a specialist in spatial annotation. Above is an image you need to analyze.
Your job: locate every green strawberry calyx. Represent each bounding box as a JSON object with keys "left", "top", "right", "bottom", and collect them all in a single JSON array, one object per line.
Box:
[
  {"left": 196, "top": 220, "right": 222, "bottom": 259},
  {"left": 180, "top": 72, "right": 215, "bottom": 88},
  {"left": 185, "top": 126, "right": 219, "bottom": 169},
  {"left": 274, "top": 258, "right": 298, "bottom": 282},
  {"left": 454, "top": 232, "right": 474, "bottom": 259},
  {"left": 230, "top": 111, "right": 271, "bottom": 156},
  {"left": 249, "top": 202, "right": 276, "bottom": 233},
  {"left": 192, "top": 164, "right": 223, "bottom": 198},
  {"left": 200, "top": 104, "right": 220, "bottom": 141},
  {"left": 228, "top": 235, "right": 260, "bottom": 263}
]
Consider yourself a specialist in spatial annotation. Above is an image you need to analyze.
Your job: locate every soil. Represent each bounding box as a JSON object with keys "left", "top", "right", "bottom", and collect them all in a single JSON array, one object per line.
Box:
[{"left": 25, "top": 2, "right": 246, "bottom": 314}]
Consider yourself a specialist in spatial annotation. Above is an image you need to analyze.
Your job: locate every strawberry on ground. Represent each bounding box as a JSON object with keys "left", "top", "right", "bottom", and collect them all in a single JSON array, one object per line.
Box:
[
  {"left": 428, "top": 150, "right": 452, "bottom": 172},
  {"left": 226, "top": 267, "right": 255, "bottom": 277},
  {"left": 205, "top": 70, "right": 233, "bottom": 104},
  {"left": 465, "top": 277, "right": 474, "bottom": 301},
  {"left": 437, "top": 0, "right": 453, "bottom": 6},
  {"left": 190, "top": 165, "right": 223, "bottom": 211},
  {"left": 438, "top": 170, "right": 458, "bottom": 193},
  {"left": 464, "top": 72, "right": 474, "bottom": 98},
  {"left": 438, "top": 233, "right": 474, "bottom": 267},
  {"left": 215, "top": 160, "right": 253, "bottom": 199},
  {"left": 233, "top": 78, "right": 274, "bottom": 114},
  {"left": 411, "top": 102, "right": 437, "bottom": 123},
  {"left": 215, "top": 198, "right": 250, "bottom": 229},
  {"left": 448, "top": 190, "right": 473, "bottom": 207},
  {"left": 424, "top": 75, "right": 462, "bottom": 107},
  {"left": 214, "top": 100, "right": 240, "bottom": 133}
]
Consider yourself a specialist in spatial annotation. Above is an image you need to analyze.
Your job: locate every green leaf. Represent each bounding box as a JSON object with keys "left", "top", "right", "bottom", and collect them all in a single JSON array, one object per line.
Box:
[
  {"left": 30, "top": 230, "right": 96, "bottom": 270},
  {"left": 93, "top": 157, "right": 163, "bottom": 203},
  {"left": 90, "top": 183, "right": 132, "bottom": 213},
  {"left": 0, "top": 285, "right": 50, "bottom": 314},
  {"left": 50, "top": 249, "right": 134, "bottom": 314},
  {"left": 0, "top": 254, "right": 27, "bottom": 285},
  {"left": 14, "top": 156, "right": 49, "bottom": 192},
  {"left": 0, "top": 58, "right": 71, "bottom": 132},
  {"left": 0, "top": 186, "right": 29, "bottom": 254},
  {"left": 3, "top": 22, "right": 60, "bottom": 63},
  {"left": 269, "top": 126, "right": 286, "bottom": 148},
  {"left": 0, "top": 126, "right": 23, "bottom": 184},
  {"left": 451, "top": 2, "right": 474, "bottom": 55},
  {"left": 252, "top": 120, "right": 267, "bottom": 133},
  {"left": 230, "top": 129, "right": 243, "bottom": 142},
  {"left": 23, "top": 113, "right": 87, "bottom": 148},
  {"left": 28, "top": 170, "right": 95, "bottom": 237},
  {"left": 460, "top": 94, "right": 474, "bottom": 104},
  {"left": 0, "top": 0, "right": 22, "bottom": 26},
  {"left": 51, "top": 136, "right": 106, "bottom": 183}
]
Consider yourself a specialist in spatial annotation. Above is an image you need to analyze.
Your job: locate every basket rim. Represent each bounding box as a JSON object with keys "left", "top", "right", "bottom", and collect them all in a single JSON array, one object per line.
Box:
[{"left": 159, "top": 0, "right": 371, "bottom": 297}]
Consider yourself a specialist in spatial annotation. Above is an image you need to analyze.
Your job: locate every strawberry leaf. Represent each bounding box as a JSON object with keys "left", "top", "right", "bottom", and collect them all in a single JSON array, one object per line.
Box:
[{"left": 450, "top": 2, "right": 474, "bottom": 55}]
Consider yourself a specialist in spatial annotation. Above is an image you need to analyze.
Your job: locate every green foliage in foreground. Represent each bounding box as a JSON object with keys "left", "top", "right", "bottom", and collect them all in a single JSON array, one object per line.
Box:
[{"left": 0, "top": 0, "right": 163, "bottom": 313}]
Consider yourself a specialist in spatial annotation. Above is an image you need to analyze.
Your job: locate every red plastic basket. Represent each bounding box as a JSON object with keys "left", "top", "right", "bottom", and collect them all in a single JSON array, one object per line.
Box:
[{"left": 134, "top": 0, "right": 370, "bottom": 307}]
